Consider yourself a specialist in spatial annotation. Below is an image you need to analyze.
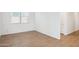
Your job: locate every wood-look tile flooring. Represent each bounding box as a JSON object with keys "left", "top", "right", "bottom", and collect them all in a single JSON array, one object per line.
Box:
[
  {"left": 0, "top": 31, "right": 79, "bottom": 47},
  {"left": 60, "top": 31, "right": 79, "bottom": 47}
]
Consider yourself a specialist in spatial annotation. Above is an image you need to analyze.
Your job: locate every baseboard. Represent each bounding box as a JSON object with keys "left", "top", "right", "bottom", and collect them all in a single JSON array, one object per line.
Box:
[
  {"left": 1, "top": 30, "right": 36, "bottom": 36},
  {"left": 35, "top": 30, "right": 60, "bottom": 40},
  {"left": 63, "top": 30, "right": 78, "bottom": 35}
]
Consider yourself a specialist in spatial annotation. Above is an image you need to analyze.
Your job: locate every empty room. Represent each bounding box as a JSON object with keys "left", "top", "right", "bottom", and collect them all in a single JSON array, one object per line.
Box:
[
  {"left": 0, "top": 12, "right": 60, "bottom": 47},
  {"left": 0, "top": 12, "right": 79, "bottom": 47}
]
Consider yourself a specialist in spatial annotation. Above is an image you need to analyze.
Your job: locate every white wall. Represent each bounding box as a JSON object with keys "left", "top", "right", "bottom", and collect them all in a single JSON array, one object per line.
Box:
[
  {"left": 1, "top": 12, "right": 35, "bottom": 35},
  {"left": 60, "top": 12, "right": 69, "bottom": 34},
  {"left": 0, "top": 13, "right": 3, "bottom": 36},
  {"left": 61, "top": 12, "right": 75, "bottom": 35},
  {"left": 60, "top": 12, "right": 66, "bottom": 33},
  {"left": 74, "top": 12, "right": 79, "bottom": 31},
  {"left": 35, "top": 12, "right": 60, "bottom": 39},
  {"left": 0, "top": 13, "right": 1, "bottom": 36}
]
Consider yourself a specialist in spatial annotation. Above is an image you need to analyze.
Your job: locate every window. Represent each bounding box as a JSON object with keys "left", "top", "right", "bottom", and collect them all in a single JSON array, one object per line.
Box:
[
  {"left": 12, "top": 12, "right": 20, "bottom": 17},
  {"left": 21, "top": 12, "right": 29, "bottom": 24},
  {"left": 11, "top": 12, "right": 29, "bottom": 24},
  {"left": 21, "top": 17, "right": 28, "bottom": 23},
  {"left": 11, "top": 12, "right": 20, "bottom": 23}
]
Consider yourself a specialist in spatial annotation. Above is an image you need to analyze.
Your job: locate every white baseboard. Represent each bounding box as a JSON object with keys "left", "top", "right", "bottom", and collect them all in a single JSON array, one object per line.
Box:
[
  {"left": 1, "top": 30, "right": 35, "bottom": 36},
  {"left": 36, "top": 30, "right": 60, "bottom": 40}
]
